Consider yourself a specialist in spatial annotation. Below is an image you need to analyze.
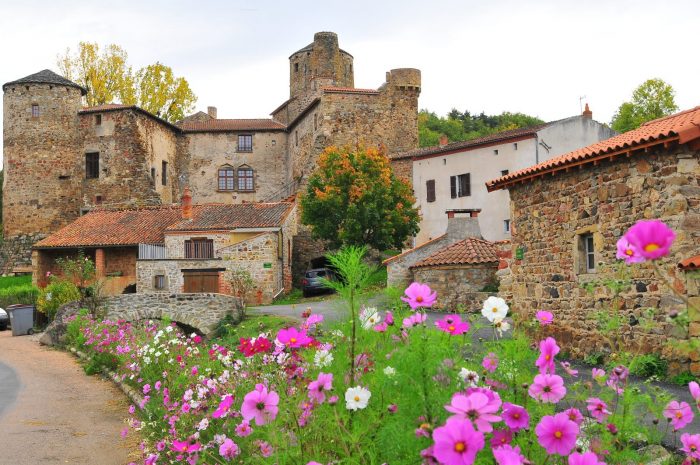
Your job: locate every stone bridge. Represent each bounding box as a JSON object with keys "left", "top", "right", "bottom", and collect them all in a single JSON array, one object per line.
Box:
[{"left": 103, "top": 293, "right": 243, "bottom": 336}]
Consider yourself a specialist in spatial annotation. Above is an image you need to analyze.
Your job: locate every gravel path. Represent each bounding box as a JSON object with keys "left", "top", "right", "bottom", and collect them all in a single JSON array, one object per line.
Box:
[{"left": 0, "top": 331, "right": 137, "bottom": 465}]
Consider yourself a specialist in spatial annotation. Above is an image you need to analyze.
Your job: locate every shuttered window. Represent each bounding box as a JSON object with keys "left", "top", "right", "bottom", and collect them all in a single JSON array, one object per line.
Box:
[
  {"left": 426, "top": 179, "right": 436, "bottom": 203},
  {"left": 450, "top": 173, "right": 470, "bottom": 198},
  {"left": 185, "top": 238, "right": 214, "bottom": 259}
]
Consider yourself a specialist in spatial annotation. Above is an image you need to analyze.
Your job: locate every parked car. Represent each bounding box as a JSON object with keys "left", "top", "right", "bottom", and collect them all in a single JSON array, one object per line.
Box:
[
  {"left": 302, "top": 268, "right": 335, "bottom": 297},
  {"left": 0, "top": 308, "right": 8, "bottom": 331}
]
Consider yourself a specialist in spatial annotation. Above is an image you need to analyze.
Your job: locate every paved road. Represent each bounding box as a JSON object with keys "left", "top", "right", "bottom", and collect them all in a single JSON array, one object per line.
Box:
[{"left": 0, "top": 360, "right": 20, "bottom": 418}]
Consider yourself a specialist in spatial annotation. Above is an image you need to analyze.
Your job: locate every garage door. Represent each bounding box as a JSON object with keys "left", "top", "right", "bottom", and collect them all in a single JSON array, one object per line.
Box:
[{"left": 183, "top": 271, "right": 220, "bottom": 293}]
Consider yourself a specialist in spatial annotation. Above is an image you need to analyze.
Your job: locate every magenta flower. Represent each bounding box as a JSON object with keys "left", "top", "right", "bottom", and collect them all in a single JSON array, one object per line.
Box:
[
  {"left": 502, "top": 402, "right": 529, "bottom": 431},
  {"left": 435, "top": 314, "right": 470, "bottom": 335},
  {"left": 624, "top": 220, "right": 676, "bottom": 260},
  {"left": 241, "top": 383, "right": 279, "bottom": 425},
  {"left": 307, "top": 372, "right": 333, "bottom": 404},
  {"left": 257, "top": 440, "right": 273, "bottom": 457},
  {"left": 235, "top": 421, "right": 252, "bottom": 437},
  {"left": 680, "top": 433, "right": 700, "bottom": 459},
  {"left": 432, "top": 416, "right": 485, "bottom": 465},
  {"left": 663, "top": 400, "right": 694, "bottom": 430},
  {"left": 528, "top": 374, "right": 567, "bottom": 403},
  {"left": 560, "top": 361, "right": 578, "bottom": 377},
  {"left": 591, "top": 368, "right": 606, "bottom": 382},
  {"left": 482, "top": 352, "right": 499, "bottom": 373},
  {"left": 385, "top": 311, "right": 394, "bottom": 326},
  {"left": 402, "top": 312, "right": 427, "bottom": 329},
  {"left": 690, "top": 381, "right": 700, "bottom": 409},
  {"left": 564, "top": 407, "right": 584, "bottom": 425},
  {"left": 535, "top": 412, "right": 579, "bottom": 456},
  {"left": 490, "top": 428, "right": 513, "bottom": 448},
  {"left": 277, "top": 327, "right": 313, "bottom": 348},
  {"left": 171, "top": 440, "right": 202, "bottom": 454},
  {"left": 536, "top": 310, "right": 553, "bottom": 326},
  {"left": 212, "top": 394, "right": 234, "bottom": 419},
  {"left": 586, "top": 398, "right": 611, "bottom": 423},
  {"left": 219, "top": 438, "right": 240, "bottom": 459},
  {"left": 493, "top": 444, "right": 526, "bottom": 465},
  {"left": 401, "top": 282, "right": 437, "bottom": 310},
  {"left": 615, "top": 236, "right": 645, "bottom": 264},
  {"left": 535, "top": 337, "right": 560, "bottom": 374},
  {"left": 373, "top": 322, "right": 388, "bottom": 332},
  {"left": 445, "top": 391, "right": 502, "bottom": 433},
  {"left": 569, "top": 451, "right": 607, "bottom": 465}
]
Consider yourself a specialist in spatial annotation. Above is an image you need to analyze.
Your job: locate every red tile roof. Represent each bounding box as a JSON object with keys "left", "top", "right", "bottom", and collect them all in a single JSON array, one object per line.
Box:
[
  {"left": 411, "top": 237, "right": 499, "bottom": 269},
  {"left": 178, "top": 119, "right": 286, "bottom": 132},
  {"left": 382, "top": 235, "right": 447, "bottom": 265},
  {"left": 487, "top": 106, "right": 700, "bottom": 191},
  {"left": 322, "top": 87, "right": 379, "bottom": 95},
  {"left": 34, "top": 202, "right": 294, "bottom": 249},
  {"left": 679, "top": 255, "right": 700, "bottom": 271}
]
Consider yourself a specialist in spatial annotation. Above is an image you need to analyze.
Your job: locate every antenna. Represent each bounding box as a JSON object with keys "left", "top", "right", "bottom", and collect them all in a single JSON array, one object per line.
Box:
[{"left": 579, "top": 95, "right": 587, "bottom": 113}]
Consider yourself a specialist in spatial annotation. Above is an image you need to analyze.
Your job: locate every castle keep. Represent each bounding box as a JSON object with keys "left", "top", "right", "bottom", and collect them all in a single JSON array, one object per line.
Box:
[{"left": 2, "top": 32, "right": 421, "bottom": 273}]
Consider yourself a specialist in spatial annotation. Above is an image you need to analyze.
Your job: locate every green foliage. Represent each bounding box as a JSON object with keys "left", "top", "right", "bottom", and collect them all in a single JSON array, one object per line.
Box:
[
  {"left": 629, "top": 353, "right": 668, "bottom": 379},
  {"left": 0, "top": 283, "right": 39, "bottom": 309},
  {"left": 64, "top": 309, "right": 90, "bottom": 348},
  {"left": 36, "top": 280, "right": 81, "bottom": 320},
  {"left": 670, "top": 371, "right": 697, "bottom": 386},
  {"left": 418, "top": 109, "right": 544, "bottom": 147},
  {"left": 0, "top": 274, "right": 32, "bottom": 289},
  {"left": 301, "top": 146, "right": 420, "bottom": 250},
  {"left": 213, "top": 313, "right": 294, "bottom": 346},
  {"left": 135, "top": 62, "right": 197, "bottom": 122},
  {"left": 611, "top": 78, "right": 678, "bottom": 133}
]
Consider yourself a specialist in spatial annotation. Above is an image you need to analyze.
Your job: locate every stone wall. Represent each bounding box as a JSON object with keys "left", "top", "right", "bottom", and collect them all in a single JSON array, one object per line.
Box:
[
  {"left": 413, "top": 264, "right": 497, "bottom": 311},
  {"left": 507, "top": 147, "right": 700, "bottom": 373},
  {"left": 1, "top": 234, "right": 45, "bottom": 273},
  {"left": 103, "top": 293, "right": 243, "bottom": 336}
]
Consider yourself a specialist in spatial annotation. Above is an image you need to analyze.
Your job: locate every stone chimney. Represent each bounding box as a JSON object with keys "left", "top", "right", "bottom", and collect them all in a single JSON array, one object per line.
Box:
[
  {"left": 582, "top": 103, "right": 592, "bottom": 119},
  {"left": 182, "top": 186, "right": 193, "bottom": 220},
  {"left": 439, "top": 134, "right": 449, "bottom": 146},
  {"left": 445, "top": 209, "right": 482, "bottom": 239},
  {"left": 207, "top": 106, "right": 217, "bottom": 119}
]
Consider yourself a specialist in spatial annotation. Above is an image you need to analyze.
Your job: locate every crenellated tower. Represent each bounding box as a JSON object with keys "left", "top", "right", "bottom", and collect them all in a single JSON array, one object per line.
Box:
[{"left": 289, "top": 31, "right": 354, "bottom": 99}]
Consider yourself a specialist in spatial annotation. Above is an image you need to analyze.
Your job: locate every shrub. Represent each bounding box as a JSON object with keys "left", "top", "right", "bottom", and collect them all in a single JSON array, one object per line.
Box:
[
  {"left": 36, "top": 280, "right": 81, "bottom": 321},
  {"left": 0, "top": 283, "right": 39, "bottom": 309},
  {"left": 630, "top": 353, "right": 668, "bottom": 379}
]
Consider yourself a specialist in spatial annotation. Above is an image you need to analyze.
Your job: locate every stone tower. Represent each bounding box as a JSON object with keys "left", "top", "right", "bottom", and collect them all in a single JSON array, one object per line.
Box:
[
  {"left": 289, "top": 31, "right": 354, "bottom": 99},
  {"left": 2, "top": 70, "right": 85, "bottom": 271}
]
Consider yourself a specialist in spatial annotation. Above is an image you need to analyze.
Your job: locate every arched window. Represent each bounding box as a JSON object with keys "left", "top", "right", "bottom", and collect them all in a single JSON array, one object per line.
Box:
[
  {"left": 218, "top": 165, "right": 235, "bottom": 191},
  {"left": 237, "top": 165, "right": 254, "bottom": 192}
]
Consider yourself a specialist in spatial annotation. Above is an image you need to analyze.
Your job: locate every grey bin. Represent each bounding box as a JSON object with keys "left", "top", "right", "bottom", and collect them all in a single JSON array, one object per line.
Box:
[{"left": 6, "top": 304, "right": 35, "bottom": 336}]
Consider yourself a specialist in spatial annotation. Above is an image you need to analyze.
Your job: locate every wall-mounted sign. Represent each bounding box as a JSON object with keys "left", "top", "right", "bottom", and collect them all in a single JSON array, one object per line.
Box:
[
  {"left": 263, "top": 263, "right": 272, "bottom": 269},
  {"left": 515, "top": 248, "right": 524, "bottom": 260}
]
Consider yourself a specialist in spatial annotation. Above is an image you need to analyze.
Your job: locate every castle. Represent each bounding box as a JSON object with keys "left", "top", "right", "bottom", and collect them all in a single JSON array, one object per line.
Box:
[{"left": 2, "top": 31, "right": 421, "bottom": 275}]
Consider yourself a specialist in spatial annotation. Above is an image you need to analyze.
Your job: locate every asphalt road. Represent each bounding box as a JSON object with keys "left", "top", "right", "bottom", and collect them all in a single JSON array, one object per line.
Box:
[{"left": 0, "top": 359, "right": 20, "bottom": 418}]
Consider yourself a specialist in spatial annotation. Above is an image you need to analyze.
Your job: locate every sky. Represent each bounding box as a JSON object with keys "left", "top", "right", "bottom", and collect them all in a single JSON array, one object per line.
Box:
[{"left": 1, "top": 0, "right": 699, "bottom": 160}]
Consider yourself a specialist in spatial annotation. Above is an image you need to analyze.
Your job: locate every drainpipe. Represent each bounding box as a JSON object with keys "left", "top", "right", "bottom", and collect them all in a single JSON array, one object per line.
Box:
[{"left": 534, "top": 133, "right": 539, "bottom": 164}]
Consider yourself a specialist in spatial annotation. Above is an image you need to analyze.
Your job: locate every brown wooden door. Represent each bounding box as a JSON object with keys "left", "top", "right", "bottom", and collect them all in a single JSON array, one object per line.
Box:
[{"left": 183, "top": 271, "right": 219, "bottom": 293}]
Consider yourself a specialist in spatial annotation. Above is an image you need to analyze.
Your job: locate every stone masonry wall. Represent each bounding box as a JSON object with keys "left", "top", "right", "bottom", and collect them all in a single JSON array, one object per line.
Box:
[
  {"left": 104, "top": 293, "right": 243, "bottom": 336},
  {"left": 413, "top": 264, "right": 497, "bottom": 312},
  {"left": 507, "top": 147, "right": 700, "bottom": 373},
  {"left": 385, "top": 236, "right": 451, "bottom": 288},
  {"left": 1, "top": 234, "right": 46, "bottom": 273}
]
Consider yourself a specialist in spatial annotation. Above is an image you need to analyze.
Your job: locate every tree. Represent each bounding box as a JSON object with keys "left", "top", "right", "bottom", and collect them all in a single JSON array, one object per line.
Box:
[
  {"left": 611, "top": 78, "right": 678, "bottom": 133},
  {"left": 300, "top": 146, "right": 420, "bottom": 250},
  {"left": 58, "top": 42, "right": 196, "bottom": 122}
]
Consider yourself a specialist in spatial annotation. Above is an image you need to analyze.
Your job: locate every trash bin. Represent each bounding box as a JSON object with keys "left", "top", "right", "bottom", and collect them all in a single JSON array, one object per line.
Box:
[{"left": 6, "top": 304, "right": 35, "bottom": 336}]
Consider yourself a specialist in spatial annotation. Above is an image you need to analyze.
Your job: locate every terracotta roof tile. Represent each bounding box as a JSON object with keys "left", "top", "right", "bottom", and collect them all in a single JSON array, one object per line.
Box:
[
  {"left": 382, "top": 235, "right": 447, "bottom": 265},
  {"left": 487, "top": 106, "right": 700, "bottom": 191},
  {"left": 679, "top": 255, "right": 700, "bottom": 271},
  {"left": 166, "top": 202, "right": 294, "bottom": 231},
  {"left": 411, "top": 237, "right": 499, "bottom": 268},
  {"left": 178, "top": 119, "right": 286, "bottom": 132},
  {"left": 322, "top": 87, "right": 379, "bottom": 95}
]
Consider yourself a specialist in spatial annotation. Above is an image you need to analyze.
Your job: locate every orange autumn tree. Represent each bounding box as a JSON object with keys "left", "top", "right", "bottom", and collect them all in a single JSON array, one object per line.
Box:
[{"left": 300, "top": 145, "right": 420, "bottom": 250}]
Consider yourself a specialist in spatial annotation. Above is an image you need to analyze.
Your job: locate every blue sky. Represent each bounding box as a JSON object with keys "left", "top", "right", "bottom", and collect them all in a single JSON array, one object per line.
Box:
[{"left": 2, "top": 0, "right": 699, "bottom": 158}]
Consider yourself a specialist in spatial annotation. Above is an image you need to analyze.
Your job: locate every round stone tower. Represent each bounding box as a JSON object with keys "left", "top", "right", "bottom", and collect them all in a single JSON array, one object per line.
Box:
[
  {"left": 2, "top": 70, "right": 85, "bottom": 252},
  {"left": 289, "top": 32, "right": 354, "bottom": 98}
]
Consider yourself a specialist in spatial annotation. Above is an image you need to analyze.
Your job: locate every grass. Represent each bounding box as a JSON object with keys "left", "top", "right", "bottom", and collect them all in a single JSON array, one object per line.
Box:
[
  {"left": 0, "top": 275, "right": 32, "bottom": 289},
  {"left": 270, "top": 288, "right": 337, "bottom": 306},
  {"left": 0, "top": 275, "right": 38, "bottom": 309}
]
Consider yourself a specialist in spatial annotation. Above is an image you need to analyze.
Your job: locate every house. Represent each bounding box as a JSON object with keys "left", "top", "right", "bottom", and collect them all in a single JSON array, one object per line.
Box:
[
  {"left": 390, "top": 106, "right": 616, "bottom": 245},
  {"left": 486, "top": 106, "right": 700, "bottom": 374},
  {"left": 33, "top": 189, "right": 296, "bottom": 304}
]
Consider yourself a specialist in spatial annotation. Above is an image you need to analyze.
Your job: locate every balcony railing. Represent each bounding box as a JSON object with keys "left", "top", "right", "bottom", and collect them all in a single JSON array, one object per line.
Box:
[{"left": 139, "top": 244, "right": 168, "bottom": 260}]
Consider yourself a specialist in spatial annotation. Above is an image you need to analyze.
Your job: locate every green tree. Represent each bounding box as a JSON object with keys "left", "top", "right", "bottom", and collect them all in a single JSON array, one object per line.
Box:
[
  {"left": 58, "top": 42, "right": 196, "bottom": 122},
  {"left": 611, "top": 78, "right": 678, "bottom": 133},
  {"left": 300, "top": 146, "right": 420, "bottom": 250}
]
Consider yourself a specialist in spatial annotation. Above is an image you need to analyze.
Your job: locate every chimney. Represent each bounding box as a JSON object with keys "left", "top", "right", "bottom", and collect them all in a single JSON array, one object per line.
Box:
[
  {"left": 445, "top": 209, "right": 482, "bottom": 239},
  {"left": 439, "top": 134, "right": 449, "bottom": 146},
  {"left": 207, "top": 106, "right": 217, "bottom": 119},
  {"left": 181, "top": 186, "right": 193, "bottom": 220},
  {"left": 582, "top": 103, "right": 592, "bottom": 119}
]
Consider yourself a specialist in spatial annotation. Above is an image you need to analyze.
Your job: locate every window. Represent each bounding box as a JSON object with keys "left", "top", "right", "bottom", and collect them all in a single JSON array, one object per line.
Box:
[
  {"left": 294, "top": 63, "right": 299, "bottom": 72},
  {"left": 493, "top": 149, "right": 499, "bottom": 155},
  {"left": 314, "top": 113, "right": 317, "bottom": 130},
  {"left": 582, "top": 234, "right": 595, "bottom": 273},
  {"left": 85, "top": 153, "right": 99, "bottom": 179},
  {"left": 95, "top": 195, "right": 103, "bottom": 205},
  {"left": 503, "top": 219, "right": 510, "bottom": 233},
  {"left": 154, "top": 275, "right": 166, "bottom": 289},
  {"left": 426, "top": 179, "right": 436, "bottom": 203},
  {"left": 295, "top": 130, "right": 299, "bottom": 146},
  {"left": 185, "top": 238, "right": 214, "bottom": 259},
  {"left": 501, "top": 169, "right": 509, "bottom": 176},
  {"left": 162, "top": 161, "right": 168, "bottom": 186},
  {"left": 151, "top": 168, "right": 156, "bottom": 184},
  {"left": 238, "top": 134, "right": 253, "bottom": 152},
  {"left": 95, "top": 114, "right": 102, "bottom": 125},
  {"left": 450, "top": 173, "right": 470, "bottom": 198},
  {"left": 218, "top": 166, "right": 235, "bottom": 191},
  {"left": 513, "top": 143, "right": 518, "bottom": 150},
  {"left": 237, "top": 166, "right": 254, "bottom": 191},
  {"left": 31, "top": 104, "right": 39, "bottom": 117}
]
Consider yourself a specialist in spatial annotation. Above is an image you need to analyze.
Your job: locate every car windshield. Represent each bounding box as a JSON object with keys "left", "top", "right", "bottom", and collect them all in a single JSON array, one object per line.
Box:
[{"left": 306, "top": 270, "right": 326, "bottom": 278}]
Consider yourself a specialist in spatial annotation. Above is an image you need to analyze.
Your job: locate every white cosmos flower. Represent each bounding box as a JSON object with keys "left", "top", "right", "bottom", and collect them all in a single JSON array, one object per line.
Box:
[
  {"left": 458, "top": 368, "right": 479, "bottom": 387},
  {"left": 383, "top": 366, "right": 396, "bottom": 377},
  {"left": 481, "top": 296, "right": 509, "bottom": 322},
  {"left": 314, "top": 349, "right": 334, "bottom": 368},
  {"left": 345, "top": 386, "right": 371, "bottom": 411},
  {"left": 359, "top": 307, "right": 381, "bottom": 329},
  {"left": 494, "top": 318, "right": 511, "bottom": 337}
]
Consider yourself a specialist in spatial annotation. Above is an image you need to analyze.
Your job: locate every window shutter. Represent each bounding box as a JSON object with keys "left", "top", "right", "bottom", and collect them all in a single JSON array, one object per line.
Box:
[
  {"left": 426, "top": 180, "right": 435, "bottom": 203},
  {"left": 450, "top": 176, "right": 456, "bottom": 198},
  {"left": 465, "top": 173, "right": 471, "bottom": 197}
]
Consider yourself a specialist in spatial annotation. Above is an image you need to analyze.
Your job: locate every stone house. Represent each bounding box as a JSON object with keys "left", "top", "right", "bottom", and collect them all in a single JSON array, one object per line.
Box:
[
  {"left": 2, "top": 31, "right": 420, "bottom": 278},
  {"left": 33, "top": 191, "right": 296, "bottom": 304},
  {"left": 391, "top": 106, "right": 616, "bottom": 245},
  {"left": 486, "top": 106, "right": 700, "bottom": 374}
]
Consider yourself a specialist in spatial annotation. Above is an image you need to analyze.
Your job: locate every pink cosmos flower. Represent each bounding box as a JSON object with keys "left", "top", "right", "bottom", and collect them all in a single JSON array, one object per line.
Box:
[
  {"left": 490, "top": 428, "right": 513, "bottom": 448},
  {"left": 257, "top": 440, "right": 273, "bottom": 457},
  {"left": 663, "top": 400, "right": 694, "bottom": 431},
  {"left": 385, "top": 311, "right": 395, "bottom": 326},
  {"left": 615, "top": 236, "right": 645, "bottom": 264},
  {"left": 623, "top": 220, "right": 676, "bottom": 260},
  {"left": 432, "top": 416, "right": 485, "bottom": 465},
  {"left": 690, "top": 381, "right": 700, "bottom": 409},
  {"left": 482, "top": 352, "right": 499, "bottom": 373},
  {"left": 569, "top": 451, "right": 607, "bottom": 465},
  {"left": 401, "top": 282, "right": 437, "bottom": 310},
  {"left": 680, "top": 433, "right": 700, "bottom": 459},
  {"left": 219, "top": 438, "right": 240, "bottom": 459},
  {"left": 535, "top": 337, "right": 560, "bottom": 374},
  {"left": 373, "top": 322, "right": 388, "bottom": 332},
  {"left": 235, "top": 421, "right": 252, "bottom": 437},
  {"left": 535, "top": 412, "right": 579, "bottom": 456},
  {"left": 591, "top": 368, "right": 606, "bottom": 382},
  {"left": 528, "top": 373, "right": 567, "bottom": 403},
  {"left": 445, "top": 392, "right": 502, "bottom": 433},
  {"left": 212, "top": 394, "right": 234, "bottom": 419},
  {"left": 536, "top": 310, "right": 554, "bottom": 326},
  {"left": 560, "top": 362, "right": 578, "bottom": 377},
  {"left": 307, "top": 372, "right": 333, "bottom": 404},
  {"left": 142, "top": 384, "right": 151, "bottom": 395},
  {"left": 241, "top": 383, "right": 279, "bottom": 425},
  {"left": 402, "top": 312, "right": 427, "bottom": 329},
  {"left": 435, "top": 314, "right": 470, "bottom": 335},
  {"left": 171, "top": 440, "right": 202, "bottom": 454},
  {"left": 586, "top": 398, "right": 611, "bottom": 423},
  {"left": 564, "top": 407, "right": 584, "bottom": 425},
  {"left": 277, "top": 327, "right": 313, "bottom": 348},
  {"left": 307, "top": 462, "right": 324, "bottom": 465},
  {"left": 502, "top": 402, "right": 529, "bottom": 431},
  {"left": 493, "top": 445, "right": 526, "bottom": 465}
]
